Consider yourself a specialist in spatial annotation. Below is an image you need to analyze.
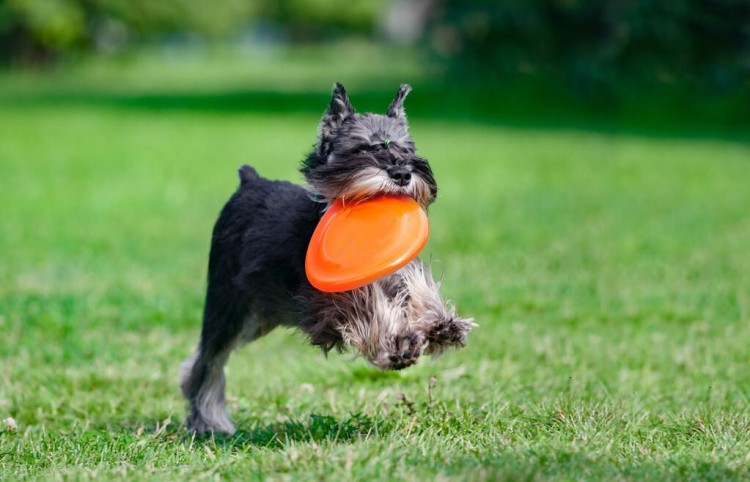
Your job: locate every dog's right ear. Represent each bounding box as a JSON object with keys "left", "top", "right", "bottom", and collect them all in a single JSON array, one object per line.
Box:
[{"left": 317, "top": 82, "right": 355, "bottom": 157}]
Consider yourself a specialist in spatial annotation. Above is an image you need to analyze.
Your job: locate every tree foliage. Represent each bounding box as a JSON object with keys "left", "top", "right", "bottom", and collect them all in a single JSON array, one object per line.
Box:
[
  {"left": 0, "top": 0, "right": 258, "bottom": 63},
  {"left": 425, "top": 0, "right": 750, "bottom": 93},
  {"left": 0, "top": 0, "right": 380, "bottom": 64}
]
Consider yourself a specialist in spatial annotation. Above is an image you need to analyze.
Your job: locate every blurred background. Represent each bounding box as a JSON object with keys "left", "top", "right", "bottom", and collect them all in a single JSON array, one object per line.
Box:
[{"left": 1, "top": 0, "right": 749, "bottom": 131}]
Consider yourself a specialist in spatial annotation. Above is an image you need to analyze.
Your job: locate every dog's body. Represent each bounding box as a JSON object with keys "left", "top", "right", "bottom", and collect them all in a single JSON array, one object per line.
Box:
[{"left": 180, "top": 83, "right": 474, "bottom": 434}]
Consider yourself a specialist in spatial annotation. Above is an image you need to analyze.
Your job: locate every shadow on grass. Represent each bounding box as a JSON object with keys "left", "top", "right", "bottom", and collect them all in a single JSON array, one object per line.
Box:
[{"left": 186, "top": 413, "right": 380, "bottom": 450}]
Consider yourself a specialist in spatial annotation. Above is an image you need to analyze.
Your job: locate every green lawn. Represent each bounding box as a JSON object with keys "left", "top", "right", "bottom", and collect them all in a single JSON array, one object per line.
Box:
[{"left": 1, "top": 55, "right": 750, "bottom": 480}]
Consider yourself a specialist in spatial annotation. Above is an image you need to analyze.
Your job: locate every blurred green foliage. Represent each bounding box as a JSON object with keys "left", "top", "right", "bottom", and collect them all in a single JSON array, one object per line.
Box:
[
  {"left": 0, "top": 0, "right": 255, "bottom": 62},
  {"left": 426, "top": 0, "right": 750, "bottom": 94},
  {"left": 0, "top": 0, "right": 380, "bottom": 63},
  {"left": 0, "top": 0, "right": 747, "bottom": 123},
  {"left": 258, "top": 0, "right": 381, "bottom": 40}
]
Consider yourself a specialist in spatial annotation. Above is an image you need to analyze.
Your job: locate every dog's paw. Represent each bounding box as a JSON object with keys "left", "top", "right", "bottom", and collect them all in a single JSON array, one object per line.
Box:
[
  {"left": 426, "top": 316, "right": 476, "bottom": 355},
  {"left": 383, "top": 332, "right": 427, "bottom": 371},
  {"left": 186, "top": 409, "right": 236, "bottom": 436}
]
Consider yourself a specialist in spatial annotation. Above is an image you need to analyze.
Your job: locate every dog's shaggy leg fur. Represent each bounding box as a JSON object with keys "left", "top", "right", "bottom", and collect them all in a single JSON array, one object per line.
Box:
[
  {"left": 337, "top": 281, "right": 426, "bottom": 370},
  {"left": 302, "top": 277, "right": 425, "bottom": 370},
  {"left": 302, "top": 259, "right": 474, "bottom": 369},
  {"left": 397, "top": 260, "right": 476, "bottom": 356},
  {"left": 180, "top": 349, "right": 236, "bottom": 434}
]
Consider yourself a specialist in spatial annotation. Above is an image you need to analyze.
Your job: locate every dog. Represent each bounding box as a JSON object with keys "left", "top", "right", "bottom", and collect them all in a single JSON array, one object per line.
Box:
[{"left": 180, "top": 83, "right": 475, "bottom": 434}]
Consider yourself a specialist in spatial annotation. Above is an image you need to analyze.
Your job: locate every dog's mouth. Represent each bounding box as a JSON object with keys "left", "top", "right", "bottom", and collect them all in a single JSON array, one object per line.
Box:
[{"left": 322, "top": 167, "right": 434, "bottom": 209}]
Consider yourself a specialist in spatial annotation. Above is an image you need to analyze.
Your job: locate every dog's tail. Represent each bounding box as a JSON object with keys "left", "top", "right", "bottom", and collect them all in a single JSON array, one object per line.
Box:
[{"left": 238, "top": 165, "right": 260, "bottom": 186}]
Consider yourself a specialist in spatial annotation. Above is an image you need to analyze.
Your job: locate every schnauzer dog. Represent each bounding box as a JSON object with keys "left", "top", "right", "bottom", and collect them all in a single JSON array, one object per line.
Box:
[{"left": 180, "top": 83, "right": 474, "bottom": 434}]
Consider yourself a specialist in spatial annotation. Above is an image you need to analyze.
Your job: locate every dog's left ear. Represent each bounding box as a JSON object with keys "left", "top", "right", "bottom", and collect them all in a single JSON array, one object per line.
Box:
[
  {"left": 387, "top": 84, "right": 412, "bottom": 120},
  {"left": 317, "top": 82, "right": 355, "bottom": 157}
]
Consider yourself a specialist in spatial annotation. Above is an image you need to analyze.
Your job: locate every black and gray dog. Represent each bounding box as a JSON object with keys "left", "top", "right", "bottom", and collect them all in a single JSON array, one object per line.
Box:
[{"left": 180, "top": 83, "right": 474, "bottom": 434}]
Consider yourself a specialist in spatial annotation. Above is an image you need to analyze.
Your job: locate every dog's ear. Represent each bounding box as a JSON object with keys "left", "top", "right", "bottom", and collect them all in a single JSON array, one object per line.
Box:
[
  {"left": 317, "top": 82, "right": 355, "bottom": 157},
  {"left": 387, "top": 84, "right": 412, "bottom": 120}
]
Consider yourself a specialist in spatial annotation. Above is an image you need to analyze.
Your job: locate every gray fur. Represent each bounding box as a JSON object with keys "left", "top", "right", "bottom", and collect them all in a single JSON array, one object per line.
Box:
[
  {"left": 387, "top": 84, "right": 412, "bottom": 120},
  {"left": 332, "top": 113, "right": 413, "bottom": 153},
  {"left": 180, "top": 349, "right": 235, "bottom": 434},
  {"left": 317, "top": 82, "right": 355, "bottom": 157},
  {"left": 303, "top": 259, "right": 475, "bottom": 370}
]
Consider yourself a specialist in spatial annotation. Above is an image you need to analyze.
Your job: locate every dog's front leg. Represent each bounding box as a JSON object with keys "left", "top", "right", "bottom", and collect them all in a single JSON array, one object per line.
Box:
[{"left": 397, "top": 259, "right": 476, "bottom": 356}]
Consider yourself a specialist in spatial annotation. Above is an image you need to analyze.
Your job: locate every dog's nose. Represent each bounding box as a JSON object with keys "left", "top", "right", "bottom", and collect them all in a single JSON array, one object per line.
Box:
[{"left": 387, "top": 167, "right": 412, "bottom": 186}]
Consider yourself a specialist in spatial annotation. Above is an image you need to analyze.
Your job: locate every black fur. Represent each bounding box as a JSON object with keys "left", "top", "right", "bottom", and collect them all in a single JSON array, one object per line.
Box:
[{"left": 202, "top": 172, "right": 322, "bottom": 346}]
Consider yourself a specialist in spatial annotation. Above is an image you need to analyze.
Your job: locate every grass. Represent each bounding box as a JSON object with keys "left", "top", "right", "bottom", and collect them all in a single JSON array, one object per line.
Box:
[{"left": 1, "top": 48, "right": 750, "bottom": 480}]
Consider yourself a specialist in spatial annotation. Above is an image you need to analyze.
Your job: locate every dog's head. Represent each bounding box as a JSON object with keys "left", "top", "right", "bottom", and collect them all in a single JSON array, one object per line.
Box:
[{"left": 301, "top": 83, "right": 437, "bottom": 209}]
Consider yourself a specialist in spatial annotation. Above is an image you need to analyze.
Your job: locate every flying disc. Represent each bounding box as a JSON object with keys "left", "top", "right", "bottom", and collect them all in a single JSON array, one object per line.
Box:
[{"left": 306, "top": 196, "right": 429, "bottom": 292}]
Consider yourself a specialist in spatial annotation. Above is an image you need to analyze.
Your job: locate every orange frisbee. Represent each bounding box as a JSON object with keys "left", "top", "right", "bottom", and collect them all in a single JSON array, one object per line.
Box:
[{"left": 306, "top": 196, "right": 429, "bottom": 292}]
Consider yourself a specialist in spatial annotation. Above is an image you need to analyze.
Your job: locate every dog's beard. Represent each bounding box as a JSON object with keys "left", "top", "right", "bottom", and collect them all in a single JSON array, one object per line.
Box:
[{"left": 314, "top": 167, "right": 434, "bottom": 209}]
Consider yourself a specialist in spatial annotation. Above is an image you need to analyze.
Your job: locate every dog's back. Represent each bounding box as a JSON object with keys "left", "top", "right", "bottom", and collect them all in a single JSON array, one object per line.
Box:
[{"left": 208, "top": 165, "right": 322, "bottom": 317}]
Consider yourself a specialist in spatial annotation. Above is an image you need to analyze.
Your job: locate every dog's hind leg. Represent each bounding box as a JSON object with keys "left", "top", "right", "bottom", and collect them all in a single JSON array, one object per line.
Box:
[{"left": 180, "top": 285, "right": 249, "bottom": 435}]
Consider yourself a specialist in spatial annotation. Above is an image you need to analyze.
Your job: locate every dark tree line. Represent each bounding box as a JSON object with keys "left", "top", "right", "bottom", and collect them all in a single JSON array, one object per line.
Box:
[{"left": 425, "top": 0, "right": 750, "bottom": 93}]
